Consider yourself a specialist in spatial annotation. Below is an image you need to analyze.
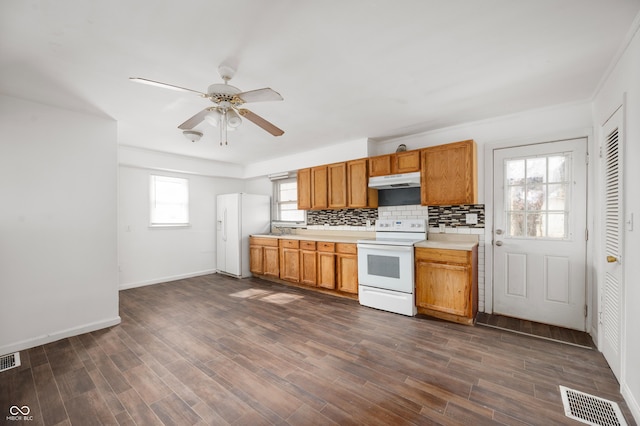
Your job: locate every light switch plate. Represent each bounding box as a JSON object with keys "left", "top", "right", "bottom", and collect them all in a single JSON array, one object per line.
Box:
[{"left": 466, "top": 213, "right": 478, "bottom": 224}]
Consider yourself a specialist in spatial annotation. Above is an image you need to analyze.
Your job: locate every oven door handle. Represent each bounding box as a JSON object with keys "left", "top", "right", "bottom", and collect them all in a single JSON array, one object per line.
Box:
[{"left": 357, "top": 244, "right": 414, "bottom": 252}]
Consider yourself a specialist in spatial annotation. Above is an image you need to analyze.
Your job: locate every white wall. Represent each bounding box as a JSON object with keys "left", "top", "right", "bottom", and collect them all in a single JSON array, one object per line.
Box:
[
  {"left": 118, "top": 165, "right": 245, "bottom": 289},
  {"left": 0, "top": 95, "right": 120, "bottom": 355},
  {"left": 592, "top": 20, "right": 640, "bottom": 420},
  {"left": 244, "top": 137, "right": 370, "bottom": 178}
]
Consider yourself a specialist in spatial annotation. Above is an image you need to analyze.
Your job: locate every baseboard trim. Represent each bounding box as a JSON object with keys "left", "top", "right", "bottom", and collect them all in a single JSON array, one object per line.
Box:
[
  {"left": 119, "top": 269, "right": 217, "bottom": 291},
  {"left": 0, "top": 316, "right": 121, "bottom": 356},
  {"left": 621, "top": 381, "right": 640, "bottom": 424}
]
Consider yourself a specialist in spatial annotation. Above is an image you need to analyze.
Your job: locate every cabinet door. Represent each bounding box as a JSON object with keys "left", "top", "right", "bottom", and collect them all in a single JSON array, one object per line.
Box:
[
  {"left": 263, "top": 246, "right": 280, "bottom": 277},
  {"left": 327, "top": 162, "right": 347, "bottom": 209},
  {"left": 317, "top": 252, "right": 336, "bottom": 289},
  {"left": 311, "top": 166, "right": 328, "bottom": 209},
  {"left": 394, "top": 150, "right": 421, "bottom": 174},
  {"left": 297, "top": 168, "right": 311, "bottom": 210},
  {"left": 336, "top": 254, "right": 358, "bottom": 294},
  {"left": 347, "top": 159, "right": 369, "bottom": 208},
  {"left": 368, "top": 154, "right": 392, "bottom": 177},
  {"left": 249, "top": 246, "right": 263, "bottom": 274},
  {"left": 421, "top": 140, "right": 477, "bottom": 205},
  {"left": 280, "top": 247, "right": 300, "bottom": 282},
  {"left": 415, "top": 260, "right": 470, "bottom": 316},
  {"left": 300, "top": 249, "right": 317, "bottom": 286}
]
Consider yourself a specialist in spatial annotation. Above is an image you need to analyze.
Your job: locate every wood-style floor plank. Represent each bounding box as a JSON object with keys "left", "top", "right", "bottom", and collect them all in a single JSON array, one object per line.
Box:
[{"left": 0, "top": 274, "right": 635, "bottom": 425}]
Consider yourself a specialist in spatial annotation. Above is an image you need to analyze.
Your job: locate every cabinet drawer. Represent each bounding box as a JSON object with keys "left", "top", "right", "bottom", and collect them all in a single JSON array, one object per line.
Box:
[
  {"left": 300, "top": 240, "right": 316, "bottom": 250},
  {"left": 250, "top": 237, "right": 279, "bottom": 247},
  {"left": 335, "top": 243, "right": 357, "bottom": 254},
  {"left": 279, "top": 239, "right": 300, "bottom": 249},
  {"left": 415, "top": 247, "right": 469, "bottom": 264},
  {"left": 317, "top": 242, "right": 335, "bottom": 252}
]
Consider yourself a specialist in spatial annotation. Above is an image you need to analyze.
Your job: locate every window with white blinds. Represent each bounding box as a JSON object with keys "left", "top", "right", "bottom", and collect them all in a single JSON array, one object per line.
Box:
[{"left": 150, "top": 175, "right": 190, "bottom": 226}]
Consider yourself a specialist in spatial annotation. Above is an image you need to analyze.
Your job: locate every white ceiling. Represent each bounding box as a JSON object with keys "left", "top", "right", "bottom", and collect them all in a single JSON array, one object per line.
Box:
[{"left": 2, "top": 0, "right": 639, "bottom": 166}]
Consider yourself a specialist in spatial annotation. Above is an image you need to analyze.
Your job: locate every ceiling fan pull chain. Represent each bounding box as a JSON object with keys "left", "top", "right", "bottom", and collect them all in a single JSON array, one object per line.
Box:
[{"left": 220, "top": 110, "right": 227, "bottom": 146}]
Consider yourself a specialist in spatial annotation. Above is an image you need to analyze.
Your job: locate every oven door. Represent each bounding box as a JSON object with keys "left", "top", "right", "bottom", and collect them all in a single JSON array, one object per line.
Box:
[{"left": 357, "top": 243, "right": 414, "bottom": 293}]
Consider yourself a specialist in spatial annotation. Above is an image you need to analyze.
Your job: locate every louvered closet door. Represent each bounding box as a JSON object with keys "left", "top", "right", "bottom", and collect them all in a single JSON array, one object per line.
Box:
[{"left": 602, "top": 108, "right": 624, "bottom": 381}]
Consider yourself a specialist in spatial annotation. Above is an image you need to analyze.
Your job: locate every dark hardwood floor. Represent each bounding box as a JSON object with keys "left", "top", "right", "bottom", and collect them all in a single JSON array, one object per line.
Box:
[
  {"left": 1, "top": 274, "right": 635, "bottom": 425},
  {"left": 475, "top": 312, "right": 596, "bottom": 349}
]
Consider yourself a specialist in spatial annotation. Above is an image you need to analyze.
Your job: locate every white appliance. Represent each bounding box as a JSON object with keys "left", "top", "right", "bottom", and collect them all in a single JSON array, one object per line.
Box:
[
  {"left": 368, "top": 172, "right": 421, "bottom": 189},
  {"left": 357, "top": 219, "right": 427, "bottom": 316},
  {"left": 216, "top": 193, "right": 271, "bottom": 278}
]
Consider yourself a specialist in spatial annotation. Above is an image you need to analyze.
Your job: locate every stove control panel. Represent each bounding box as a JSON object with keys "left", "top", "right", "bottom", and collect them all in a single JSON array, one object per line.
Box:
[{"left": 375, "top": 219, "right": 426, "bottom": 232}]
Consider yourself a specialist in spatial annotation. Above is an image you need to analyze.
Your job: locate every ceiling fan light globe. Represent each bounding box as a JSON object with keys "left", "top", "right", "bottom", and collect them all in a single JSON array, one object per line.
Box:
[
  {"left": 205, "top": 110, "right": 221, "bottom": 127},
  {"left": 226, "top": 109, "right": 242, "bottom": 128}
]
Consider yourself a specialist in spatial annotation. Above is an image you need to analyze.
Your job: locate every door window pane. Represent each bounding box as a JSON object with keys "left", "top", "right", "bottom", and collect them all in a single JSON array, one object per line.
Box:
[{"left": 504, "top": 153, "right": 571, "bottom": 239}]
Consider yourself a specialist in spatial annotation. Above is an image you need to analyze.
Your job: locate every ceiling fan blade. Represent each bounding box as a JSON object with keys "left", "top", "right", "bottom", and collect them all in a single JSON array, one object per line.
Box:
[
  {"left": 237, "top": 88, "right": 283, "bottom": 103},
  {"left": 130, "top": 77, "right": 206, "bottom": 96},
  {"left": 238, "top": 109, "right": 284, "bottom": 136},
  {"left": 178, "top": 108, "right": 211, "bottom": 130}
]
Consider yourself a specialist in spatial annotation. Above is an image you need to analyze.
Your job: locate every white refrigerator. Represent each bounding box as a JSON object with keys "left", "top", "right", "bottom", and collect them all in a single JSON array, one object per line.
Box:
[{"left": 216, "top": 193, "right": 271, "bottom": 278}]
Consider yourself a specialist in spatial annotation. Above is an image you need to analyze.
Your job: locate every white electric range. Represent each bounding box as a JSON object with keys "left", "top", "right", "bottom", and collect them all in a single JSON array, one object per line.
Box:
[{"left": 356, "top": 219, "right": 427, "bottom": 316}]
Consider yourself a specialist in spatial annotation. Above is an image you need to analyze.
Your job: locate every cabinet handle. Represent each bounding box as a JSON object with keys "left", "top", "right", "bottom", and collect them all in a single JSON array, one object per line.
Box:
[
  {"left": 607, "top": 255, "right": 618, "bottom": 263},
  {"left": 495, "top": 241, "right": 503, "bottom": 246}
]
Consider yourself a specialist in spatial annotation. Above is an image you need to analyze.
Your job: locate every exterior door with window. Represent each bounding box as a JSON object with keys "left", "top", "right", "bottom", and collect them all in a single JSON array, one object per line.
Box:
[{"left": 493, "top": 138, "right": 587, "bottom": 330}]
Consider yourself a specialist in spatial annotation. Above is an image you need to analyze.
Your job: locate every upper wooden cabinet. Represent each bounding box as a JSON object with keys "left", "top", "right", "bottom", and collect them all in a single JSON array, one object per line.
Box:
[
  {"left": 369, "top": 154, "right": 393, "bottom": 177},
  {"left": 298, "top": 159, "right": 377, "bottom": 210},
  {"left": 297, "top": 168, "right": 311, "bottom": 210},
  {"left": 395, "top": 150, "right": 421, "bottom": 174},
  {"left": 369, "top": 150, "right": 421, "bottom": 177},
  {"left": 311, "top": 166, "right": 328, "bottom": 209},
  {"left": 421, "top": 140, "right": 477, "bottom": 205},
  {"left": 347, "top": 159, "right": 378, "bottom": 209},
  {"left": 327, "top": 162, "right": 347, "bottom": 209}
]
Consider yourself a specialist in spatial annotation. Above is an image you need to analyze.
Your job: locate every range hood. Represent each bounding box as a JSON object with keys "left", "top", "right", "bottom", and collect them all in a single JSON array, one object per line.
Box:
[{"left": 368, "top": 172, "right": 421, "bottom": 189}]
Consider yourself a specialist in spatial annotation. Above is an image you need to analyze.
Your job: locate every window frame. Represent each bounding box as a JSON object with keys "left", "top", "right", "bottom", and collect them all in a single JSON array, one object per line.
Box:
[
  {"left": 149, "top": 174, "right": 190, "bottom": 228},
  {"left": 272, "top": 176, "right": 306, "bottom": 226}
]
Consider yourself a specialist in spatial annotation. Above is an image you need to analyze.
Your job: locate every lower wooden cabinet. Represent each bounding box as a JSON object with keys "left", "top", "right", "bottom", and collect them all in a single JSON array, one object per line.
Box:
[
  {"left": 249, "top": 237, "right": 279, "bottom": 278},
  {"left": 250, "top": 237, "right": 357, "bottom": 297},
  {"left": 415, "top": 246, "right": 478, "bottom": 325},
  {"left": 299, "top": 241, "right": 317, "bottom": 286},
  {"left": 316, "top": 242, "right": 336, "bottom": 289},
  {"left": 279, "top": 239, "right": 300, "bottom": 282},
  {"left": 336, "top": 243, "right": 358, "bottom": 294}
]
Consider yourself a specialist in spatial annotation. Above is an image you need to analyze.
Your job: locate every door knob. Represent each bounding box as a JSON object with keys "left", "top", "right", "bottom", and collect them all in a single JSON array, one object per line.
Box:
[
  {"left": 607, "top": 255, "right": 618, "bottom": 263},
  {"left": 495, "top": 241, "right": 503, "bottom": 246}
]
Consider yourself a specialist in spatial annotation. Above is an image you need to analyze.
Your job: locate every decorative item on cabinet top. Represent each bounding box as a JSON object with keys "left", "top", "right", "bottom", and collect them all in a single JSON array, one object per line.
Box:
[{"left": 307, "top": 208, "right": 378, "bottom": 227}]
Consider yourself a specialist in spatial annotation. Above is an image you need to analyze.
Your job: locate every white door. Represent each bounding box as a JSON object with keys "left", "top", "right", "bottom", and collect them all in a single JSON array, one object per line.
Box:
[
  {"left": 601, "top": 108, "right": 624, "bottom": 381},
  {"left": 493, "top": 138, "right": 587, "bottom": 330}
]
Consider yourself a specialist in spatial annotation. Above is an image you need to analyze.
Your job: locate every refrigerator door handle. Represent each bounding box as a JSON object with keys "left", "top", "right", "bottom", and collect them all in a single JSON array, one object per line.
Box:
[{"left": 223, "top": 208, "right": 228, "bottom": 242}]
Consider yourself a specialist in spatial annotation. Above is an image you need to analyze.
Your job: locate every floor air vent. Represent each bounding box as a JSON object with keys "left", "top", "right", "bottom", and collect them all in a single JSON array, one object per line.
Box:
[
  {"left": 0, "top": 352, "right": 21, "bottom": 373},
  {"left": 560, "top": 386, "right": 627, "bottom": 426}
]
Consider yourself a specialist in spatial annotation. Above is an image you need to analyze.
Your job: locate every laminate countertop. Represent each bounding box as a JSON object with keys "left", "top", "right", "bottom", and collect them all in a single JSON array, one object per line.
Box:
[
  {"left": 414, "top": 233, "right": 479, "bottom": 251},
  {"left": 252, "top": 231, "right": 480, "bottom": 250},
  {"left": 250, "top": 233, "right": 367, "bottom": 244}
]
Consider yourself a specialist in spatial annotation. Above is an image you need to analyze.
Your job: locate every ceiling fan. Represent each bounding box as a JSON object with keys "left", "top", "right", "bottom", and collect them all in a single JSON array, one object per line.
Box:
[{"left": 130, "top": 63, "right": 284, "bottom": 145}]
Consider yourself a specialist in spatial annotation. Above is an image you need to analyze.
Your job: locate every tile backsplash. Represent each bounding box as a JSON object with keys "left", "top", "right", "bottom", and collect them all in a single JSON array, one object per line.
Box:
[
  {"left": 427, "top": 204, "right": 485, "bottom": 228},
  {"left": 305, "top": 204, "right": 485, "bottom": 230},
  {"left": 306, "top": 208, "right": 378, "bottom": 227}
]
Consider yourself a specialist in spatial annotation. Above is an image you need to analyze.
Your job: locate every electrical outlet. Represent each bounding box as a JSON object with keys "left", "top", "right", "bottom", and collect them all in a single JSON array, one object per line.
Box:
[{"left": 466, "top": 213, "right": 478, "bottom": 225}]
